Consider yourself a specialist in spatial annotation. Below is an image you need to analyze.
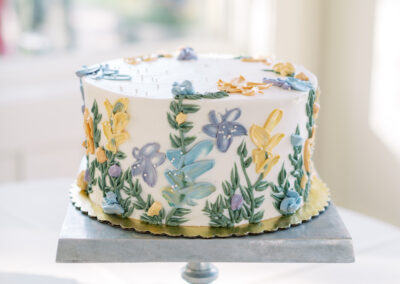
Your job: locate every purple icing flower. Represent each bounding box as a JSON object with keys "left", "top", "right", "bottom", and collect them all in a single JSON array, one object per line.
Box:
[
  {"left": 108, "top": 164, "right": 122, "bottom": 178},
  {"left": 131, "top": 143, "right": 166, "bottom": 187},
  {"left": 263, "top": 78, "right": 291, "bottom": 89},
  {"left": 84, "top": 169, "right": 90, "bottom": 182},
  {"left": 231, "top": 194, "right": 244, "bottom": 211},
  {"left": 202, "top": 108, "right": 247, "bottom": 152},
  {"left": 177, "top": 47, "right": 198, "bottom": 60}
]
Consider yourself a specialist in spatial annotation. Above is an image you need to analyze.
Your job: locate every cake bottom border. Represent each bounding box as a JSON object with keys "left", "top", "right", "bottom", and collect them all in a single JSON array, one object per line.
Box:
[{"left": 70, "top": 174, "right": 330, "bottom": 238}]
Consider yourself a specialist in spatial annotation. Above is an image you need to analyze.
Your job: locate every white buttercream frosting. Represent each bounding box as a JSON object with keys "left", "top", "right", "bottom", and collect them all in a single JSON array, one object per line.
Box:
[{"left": 82, "top": 54, "right": 318, "bottom": 227}]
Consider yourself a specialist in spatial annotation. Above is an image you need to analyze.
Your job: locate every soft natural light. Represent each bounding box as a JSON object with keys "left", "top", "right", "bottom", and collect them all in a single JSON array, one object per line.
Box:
[{"left": 370, "top": 0, "right": 400, "bottom": 160}]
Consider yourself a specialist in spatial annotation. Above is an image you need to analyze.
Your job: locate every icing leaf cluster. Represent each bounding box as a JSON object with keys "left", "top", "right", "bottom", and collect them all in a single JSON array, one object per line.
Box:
[{"left": 203, "top": 141, "right": 270, "bottom": 227}]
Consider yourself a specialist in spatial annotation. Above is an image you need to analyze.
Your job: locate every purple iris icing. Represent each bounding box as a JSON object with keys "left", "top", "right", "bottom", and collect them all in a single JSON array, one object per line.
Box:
[
  {"left": 202, "top": 108, "right": 247, "bottom": 152},
  {"left": 263, "top": 78, "right": 291, "bottom": 89},
  {"left": 231, "top": 194, "right": 244, "bottom": 211},
  {"left": 84, "top": 169, "right": 90, "bottom": 182},
  {"left": 108, "top": 164, "right": 122, "bottom": 178},
  {"left": 131, "top": 143, "right": 166, "bottom": 187},
  {"left": 177, "top": 47, "right": 198, "bottom": 60}
]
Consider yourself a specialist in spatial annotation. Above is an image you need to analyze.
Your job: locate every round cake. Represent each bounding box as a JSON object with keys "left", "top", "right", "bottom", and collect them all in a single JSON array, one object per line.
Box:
[{"left": 74, "top": 47, "right": 325, "bottom": 236}]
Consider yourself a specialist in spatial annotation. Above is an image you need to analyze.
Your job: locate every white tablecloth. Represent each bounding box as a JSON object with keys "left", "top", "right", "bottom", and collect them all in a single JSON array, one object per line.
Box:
[{"left": 0, "top": 179, "right": 399, "bottom": 284}]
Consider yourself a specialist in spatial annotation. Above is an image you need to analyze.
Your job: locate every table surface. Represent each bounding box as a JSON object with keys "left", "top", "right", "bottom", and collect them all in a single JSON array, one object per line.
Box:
[
  {"left": 1, "top": 179, "right": 400, "bottom": 284},
  {"left": 56, "top": 202, "right": 354, "bottom": 263}
]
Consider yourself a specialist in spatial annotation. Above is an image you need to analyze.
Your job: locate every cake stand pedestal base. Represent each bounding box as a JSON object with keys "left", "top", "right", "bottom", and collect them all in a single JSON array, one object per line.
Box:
[
  {"left": 181, "top": 262, "right": 218, "bottom": 284},
  {"left": 56, "top": 202, "right": 354, "bottom": 283}
]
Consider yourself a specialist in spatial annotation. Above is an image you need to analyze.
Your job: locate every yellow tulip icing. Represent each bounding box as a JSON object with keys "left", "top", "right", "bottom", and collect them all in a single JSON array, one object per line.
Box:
[
  {"left": 102, "top": 98, "right": 130, "bottom": 153},
  {"left": 250, "top": 109, "right": 284, "bottom": 177}
]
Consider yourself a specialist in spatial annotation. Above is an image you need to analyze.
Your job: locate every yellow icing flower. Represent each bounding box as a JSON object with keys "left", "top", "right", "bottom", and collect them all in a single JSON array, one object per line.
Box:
[
  {"left": 83, "top": 108, "right": 95, "bottom": 155},
  {"left": 96, "top": 147, "right": 108, "bottom": 164},
  {"left": 176, "top": 112, "right": 187, "bottom": 125},
  {"left": 303, "top": 139, "right": 312, "bottom": 173},
  {"left": 102, "top": 98, "right": 130, "bottom": 153},
  {"left": 241, "top": 56, "right": 272, "bottom": 65},
  {"left": 77, "top": 170, "right": 87, "bottom": 191},
  {"left": 313, "top": 102, "right": 320, "bottom": 119},
  {"left": 273, "top": 62, "right": 295, "bottom": 76},
  {"left": 295, "top": 72, "right": 309, "bottom": 81},
  {"left": 250, "top": 109, "right": 284, "bottom": 177},
  {"left": 217, "top": 75, "right": 272, "bottom": 96},
  {"left": 147, "top": 201, "right": 162, "bottom": 217}
]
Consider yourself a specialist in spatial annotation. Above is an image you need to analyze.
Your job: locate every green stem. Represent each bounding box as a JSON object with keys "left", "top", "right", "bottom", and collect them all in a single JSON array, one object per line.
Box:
[
  {"left": 240, "top": 154, "right": 255, "bottom": 220},
  {"left": 177, "top": 97, "right": 187, "bottom": 154}
]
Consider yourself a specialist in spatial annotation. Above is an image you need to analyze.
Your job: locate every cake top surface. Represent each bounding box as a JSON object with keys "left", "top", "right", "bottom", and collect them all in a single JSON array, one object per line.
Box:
[{"left": 82, "top": 52, "right": 317, "bottom": 100}]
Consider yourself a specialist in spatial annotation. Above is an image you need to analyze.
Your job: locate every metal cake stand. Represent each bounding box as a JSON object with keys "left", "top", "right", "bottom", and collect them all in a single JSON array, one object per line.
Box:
[{"left": 56, "top": 202, "right": 354, "bottom": 283}]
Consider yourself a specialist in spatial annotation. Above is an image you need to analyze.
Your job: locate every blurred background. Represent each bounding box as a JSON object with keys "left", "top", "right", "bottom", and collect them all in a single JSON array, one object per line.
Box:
[{"left": 0, "top": 0, "right": 400, "bottom": 283}]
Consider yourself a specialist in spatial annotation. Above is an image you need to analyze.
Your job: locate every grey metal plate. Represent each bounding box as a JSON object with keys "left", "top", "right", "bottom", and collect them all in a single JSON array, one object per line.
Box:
[{"left": 56, "top": 202, "right": 354, "bottom": 263}]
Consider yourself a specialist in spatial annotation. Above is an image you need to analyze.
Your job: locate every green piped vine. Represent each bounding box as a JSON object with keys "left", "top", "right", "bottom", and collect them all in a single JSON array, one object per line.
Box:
[
  {"left": 203, "top": 141, "right": 270, "bottom": 227},
  {"left": 306, "top": 88, "right": 316, "bottom": 138},
  {"left": 85, "top": 100, "right": 102, "bottom": 194},
  {"left": 174, "top": 91, "right": 228, "bottom": 101},
  {"left": 288, "top": 125, "right": 305, "bottom": 196},
  {"left": 87, "top": 99, "right": 167, "bottom": 222}
]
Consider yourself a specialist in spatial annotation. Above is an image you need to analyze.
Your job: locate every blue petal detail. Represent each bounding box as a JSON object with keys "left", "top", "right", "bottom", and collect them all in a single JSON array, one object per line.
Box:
[
  {"left": 102, "top": 192, "right": 125, "bottom": 215},
  {"left": 290, "top": 134, "right": 304, "bottom": 147}
]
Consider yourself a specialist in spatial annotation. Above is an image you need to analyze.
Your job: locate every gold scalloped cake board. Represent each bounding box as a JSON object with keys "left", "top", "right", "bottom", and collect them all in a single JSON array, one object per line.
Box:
[{"left": 70, "top": 175, "right": 330, "bottom": 238}]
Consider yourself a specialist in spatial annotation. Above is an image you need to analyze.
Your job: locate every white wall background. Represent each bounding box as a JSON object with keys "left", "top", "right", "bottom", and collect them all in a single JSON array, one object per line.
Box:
[{"left": 1, "top": 0, "right": 399, "bottom": 226}]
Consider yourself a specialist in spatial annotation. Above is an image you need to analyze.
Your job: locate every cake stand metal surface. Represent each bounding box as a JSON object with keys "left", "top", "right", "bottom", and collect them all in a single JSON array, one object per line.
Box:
[{"left": 56, "top": 201, "right": 354, "bottom": 283}]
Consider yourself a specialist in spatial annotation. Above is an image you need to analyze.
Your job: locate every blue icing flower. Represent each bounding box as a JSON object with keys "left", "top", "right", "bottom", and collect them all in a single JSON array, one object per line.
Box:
[
  {"left": 162, "top": 140, "right": 216, "bottom": 207},
  {"left": 202, "top": 108, "right": 247, "bottom": 152},
  {"left": 171, "top": 80, "right": 195, "bottom": 96},
  {"left": 280, "top": 190, "right": 302, "bottom": 215},
  {"left": 131, "top": 143, "right": 166, "bottom": 187},
  {"left": 263, "top": 77, "right": 313, "bottom": 91},
  {"left": 290, "top": 134, "right": 304, "bottom": 147},
  {"left": 177, "top": 47, "right": 198, "bottom": 60},
  {"left": 286, "top": 77, "right": 313, "bottom": 91},
  {"left": 102, "top": 191, "right": 124, "bottom": 215}
]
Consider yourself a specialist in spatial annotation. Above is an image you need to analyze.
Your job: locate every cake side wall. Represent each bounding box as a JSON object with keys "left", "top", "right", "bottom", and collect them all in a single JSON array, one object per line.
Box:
[{"left": 82, "top": 81, "right": 313, "bottom": 226}]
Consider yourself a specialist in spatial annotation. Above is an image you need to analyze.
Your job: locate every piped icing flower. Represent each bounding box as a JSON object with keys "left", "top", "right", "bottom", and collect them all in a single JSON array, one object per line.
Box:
[
  {"left": 231, "top": 194, "right": 244, "bottom": 211},
  {"left": 131, "top": 143, "right": 166, "bottom": 187},
  {"left": 262, "top": 77, "right": 313, "bottom": 92},
  {"left": 102, "top": 98, "right": 130, "bottom": 153},
  {"left": 108, "top": 164, "right": 122, "bottom": 178},
  {"left": 102, "top": 191, "right": 124, "bottom": 215},
  {"left": 84, "top": 169, "right": 90, "bottom": 182},
  {"left": 240, "top": 56, "right": 272, "bottom": 65},
  {"left": 147, "top": 201, "right": 163, "bottom": 216},
  {"left": 96, "top": 147, "right": 107, "bottom": 164},
  {"left": 177, "top": 47, "right": 198, "bottom": 60},
  {"left": 290, "top": 133, "right": 304, "bottom": 147},
  {"left": 82, "top": 108, "right": 95, "bottom": 155},
  {"left": 77, "top": 170, "right": 87, "bottom": 191},
  {"left": 202, "top": 108, "right": 247, "bottom": 152},
  {"left": 171, "top": 80, "right": 195, "bottom": 96},
  {"left": 175, "top": 112, "right": 187, "bottom": 125},
  {"left": 303, "top": 139, "right": 312, "bottom": 173},
  {"left": 250, "top": 109, "right": 284, "bottom": 177},
  {"left": 295, "top": 72, "right": 309, "bottom": 81},
  {"left": 217, "top": 75, "right": 272, "bottom": 96},
  {"left": 273, "top": 62, "right": 295, "bottom": 76},
  {"left": 280, "top": 190, "right": 302, "bottom": 215}
]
